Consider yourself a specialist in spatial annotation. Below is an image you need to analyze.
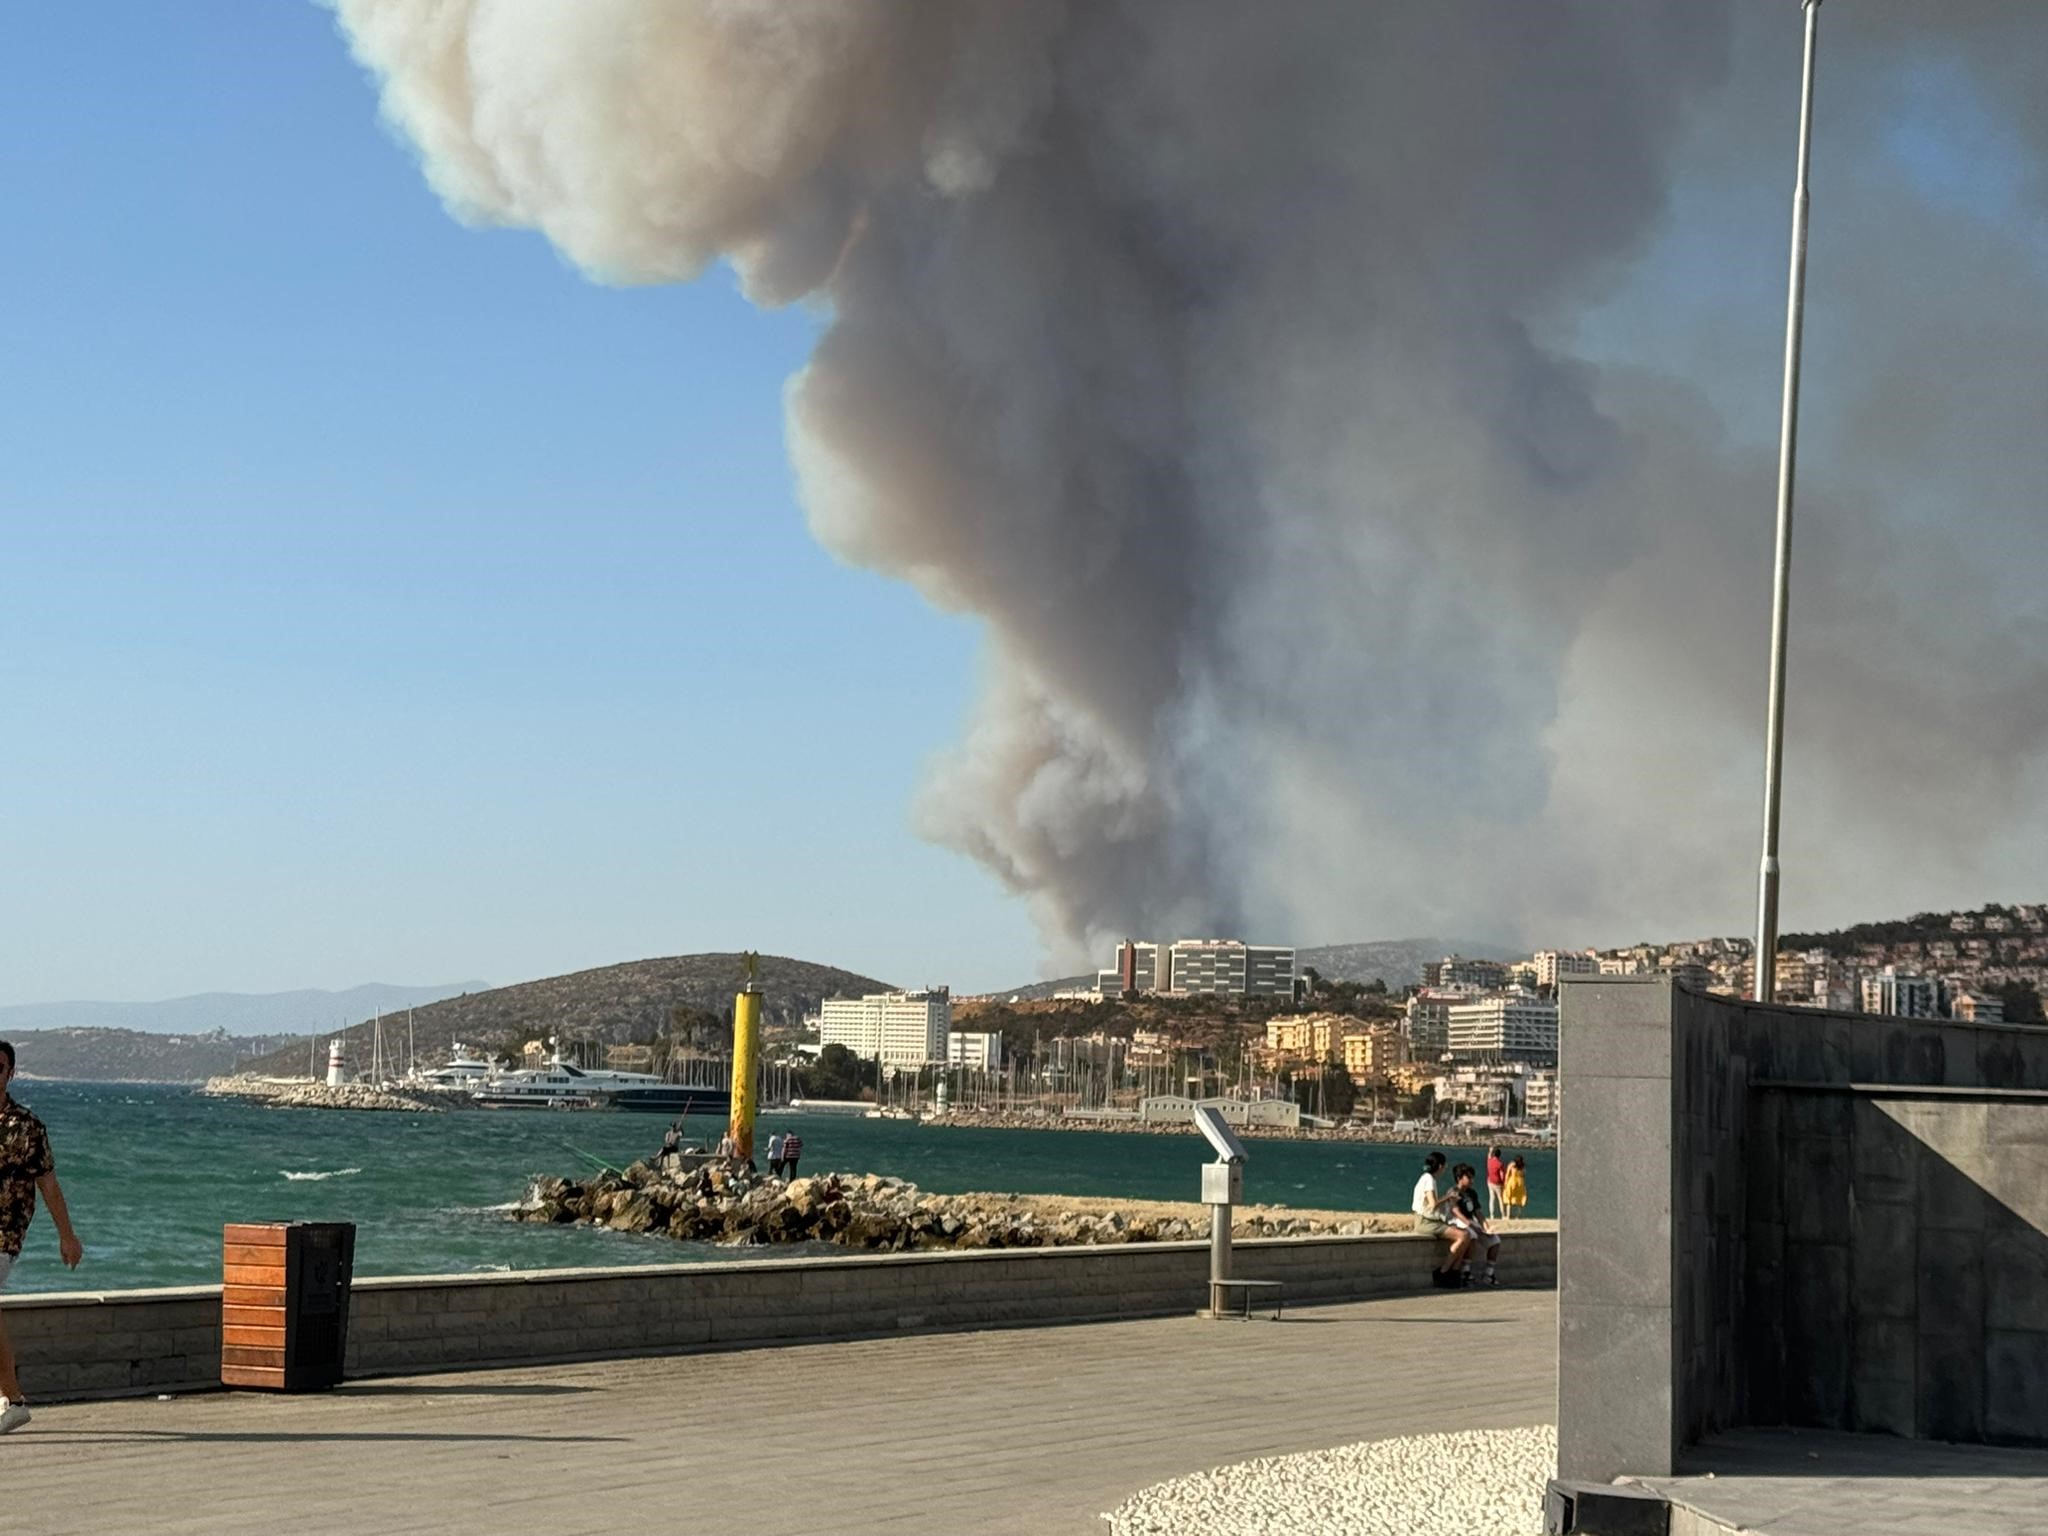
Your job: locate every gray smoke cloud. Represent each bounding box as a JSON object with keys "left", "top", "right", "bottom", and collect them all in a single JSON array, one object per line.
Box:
[{"left": 329, "top": 1, "right": 2048, "bottom": 966}]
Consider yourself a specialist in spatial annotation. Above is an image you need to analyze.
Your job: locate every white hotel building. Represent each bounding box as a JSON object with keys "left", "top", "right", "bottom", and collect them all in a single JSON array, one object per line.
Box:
[
  {"left": 1447, "top": 991, "right": 1560, "bottom": 1066},
  {"left": 818, "top": 988, "right": 952, "bottom": 1067}
]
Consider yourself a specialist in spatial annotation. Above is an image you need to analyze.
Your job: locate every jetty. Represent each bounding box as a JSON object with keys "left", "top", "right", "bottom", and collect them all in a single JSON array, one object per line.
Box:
[
  {"left": 515, "top": 1160, "right": 1487, "bottom": 1249},
  {"left": 201, "top": 1074, "right": 451, "bottom": 1113}
]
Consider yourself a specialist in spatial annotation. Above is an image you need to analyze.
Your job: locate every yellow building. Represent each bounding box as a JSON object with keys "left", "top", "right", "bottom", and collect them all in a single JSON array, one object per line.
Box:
[
  {"left": 1341, "top": 1026, "right": 1410, "bottom": 1083},
  {"left": 1264, "top": 1013, "right": 1363, "bottom": 1062}
]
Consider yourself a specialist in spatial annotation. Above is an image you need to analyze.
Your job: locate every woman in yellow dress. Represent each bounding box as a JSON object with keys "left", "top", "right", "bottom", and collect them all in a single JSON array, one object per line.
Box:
[{"left": 1502, "top": 1156, "right": 1528, "bottom": 1221}]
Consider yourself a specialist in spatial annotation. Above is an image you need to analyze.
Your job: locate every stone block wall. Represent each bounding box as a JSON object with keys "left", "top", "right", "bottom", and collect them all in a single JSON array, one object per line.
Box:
[
  {"left": 1, "top": 1228, "right": 1555, "bottom": 1402},
  {"left": 1746, "top": 1088, "right": 2048, "bottom": 1444},
  {"left": 1559, "top": 974, "right": 2048, "bottom": 1482}
]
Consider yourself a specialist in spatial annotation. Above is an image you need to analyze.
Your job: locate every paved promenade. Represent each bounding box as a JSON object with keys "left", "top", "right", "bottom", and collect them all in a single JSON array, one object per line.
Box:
[
  {"left": 1641, "top": 1427, "right": 2048, "bottom": 1536},
  {"left": 6, "top": 1288, "right": 1553, "bottom": 1536}
]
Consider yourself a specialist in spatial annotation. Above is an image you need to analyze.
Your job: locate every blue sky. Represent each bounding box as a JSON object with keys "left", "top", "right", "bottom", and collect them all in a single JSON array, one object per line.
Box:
[
  {"left": 4, "top": 9, "right": 2039, "bottom": 1007},
  {"left": 0, "top": 6, "right": 1028, "bottom": 1001}
]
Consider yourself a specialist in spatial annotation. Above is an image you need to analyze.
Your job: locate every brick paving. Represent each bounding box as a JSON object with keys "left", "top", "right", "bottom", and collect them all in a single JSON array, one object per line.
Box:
[{"left": 4, "top": 1288, "right": 1554, "bottom": 1536}]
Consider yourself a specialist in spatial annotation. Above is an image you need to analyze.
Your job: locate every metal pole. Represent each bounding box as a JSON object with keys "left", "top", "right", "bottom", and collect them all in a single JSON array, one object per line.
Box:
[
  {"left": 1209, "top": 1201, "right": 1231, "bottom": 1318},
  {"left": 1754, "top": 0, "right": 1822, "bottom": 1003}
]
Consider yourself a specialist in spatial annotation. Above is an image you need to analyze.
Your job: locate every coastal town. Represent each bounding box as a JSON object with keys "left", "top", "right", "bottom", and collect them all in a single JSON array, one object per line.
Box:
[{"left": 774, "top": 902, "right": 2048, "bottom": 1138}]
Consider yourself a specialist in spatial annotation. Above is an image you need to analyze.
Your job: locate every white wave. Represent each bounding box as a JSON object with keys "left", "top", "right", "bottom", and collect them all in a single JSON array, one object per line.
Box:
[
  {"left": 280, "top": 1167, "right": 363, "bottom": 1182},
  {"left": 440, "top": 1202, "right": 520, "bottom": 1214}
]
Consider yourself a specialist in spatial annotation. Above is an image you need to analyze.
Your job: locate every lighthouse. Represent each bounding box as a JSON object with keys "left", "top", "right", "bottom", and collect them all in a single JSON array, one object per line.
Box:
[{"left": 326, "top": 1040, "right": 347, "bottom": 1088}]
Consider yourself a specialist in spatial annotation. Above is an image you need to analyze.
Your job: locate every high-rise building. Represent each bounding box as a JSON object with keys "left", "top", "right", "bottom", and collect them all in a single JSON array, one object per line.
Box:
[
  {"left": 1169, "top": 939, "right": 1295, "bottom": 997},
  {"left": 1531, "top": 951, "right": 1599, "bottom": 991},
  {"left": 1447, "top": 991, "right": 1559, "bottom": 1065},
  {"left": 818, "top": 988, "right": 952, "bottom": 1065},
  {"left": 1098, "top": 938, "right": 1294, "bottom": 998}
]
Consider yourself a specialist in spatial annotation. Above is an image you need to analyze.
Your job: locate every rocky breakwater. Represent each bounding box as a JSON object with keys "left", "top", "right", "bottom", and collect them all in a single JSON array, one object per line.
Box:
[
  {"left": 202, "top": 1074, "right": 449, "bottom": 1113},
  {"left": 515, "top": 1162, "right": 1403, "bottom": 1251}
]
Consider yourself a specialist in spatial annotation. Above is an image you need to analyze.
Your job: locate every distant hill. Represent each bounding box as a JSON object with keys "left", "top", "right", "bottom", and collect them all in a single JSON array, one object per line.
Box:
[
  {"left": 234, "top": 953, "right": 893, "bottom": 1077},
  {"left": 0, "top": 982, "right": 488, "bottom": 1039},
  {"left": 6, "top": 1027, "right": 310, "bottom": 1083},
  {"left": 995, "top": 938, "right": 1518, "bottom": 999}
]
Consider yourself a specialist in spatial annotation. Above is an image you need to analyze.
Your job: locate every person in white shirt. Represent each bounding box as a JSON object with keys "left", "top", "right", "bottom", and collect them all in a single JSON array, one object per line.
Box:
[{"left": 1410, "top": 1151, "right": 1468, "bottom": 1286}]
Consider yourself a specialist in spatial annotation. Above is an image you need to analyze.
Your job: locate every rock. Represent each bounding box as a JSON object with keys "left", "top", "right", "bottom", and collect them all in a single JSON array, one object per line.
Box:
[{"left": 611, "top": 1193, "right": 658, "bottom": 1233}]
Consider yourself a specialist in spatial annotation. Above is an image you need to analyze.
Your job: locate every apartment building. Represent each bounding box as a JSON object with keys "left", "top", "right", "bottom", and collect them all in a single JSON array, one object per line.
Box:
[
  {"left": 1405, "top": 985, "right": 1481, "bottom": 1056},
  {"left": 1341, "top": 1026, "right": 1410, "bottom": 1083},
  {"left": 947, "top": 1030, "right": 1001, "bottom": 1071},
  {"left": 1531, "top": 950, "right": 1600, "bottom": 991}
]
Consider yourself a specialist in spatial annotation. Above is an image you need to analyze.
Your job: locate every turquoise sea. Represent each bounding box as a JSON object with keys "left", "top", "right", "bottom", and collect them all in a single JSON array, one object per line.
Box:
[{"left": 2, "top": 1082, "right": 1555, "bottom": 1294}]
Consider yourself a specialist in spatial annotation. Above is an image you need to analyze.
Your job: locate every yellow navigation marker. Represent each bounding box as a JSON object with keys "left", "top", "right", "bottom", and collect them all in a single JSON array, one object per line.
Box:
[{"left": 729, "top": 951, "right": 762, "bottom": 1163}]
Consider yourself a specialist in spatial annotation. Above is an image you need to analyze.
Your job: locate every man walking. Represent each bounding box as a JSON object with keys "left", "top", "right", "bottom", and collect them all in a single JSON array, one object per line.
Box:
[
  {"left": 780, "top": 1132, "right": 803, "bottom": 1180},
  {"left": 0, "top": 1039, "right": 85, "bottom": 1432}
]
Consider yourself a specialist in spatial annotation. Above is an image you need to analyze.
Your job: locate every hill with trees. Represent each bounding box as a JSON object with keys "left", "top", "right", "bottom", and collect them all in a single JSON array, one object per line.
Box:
[{"left": 234, "top": 953, "right": 893, "bottom": 1077}]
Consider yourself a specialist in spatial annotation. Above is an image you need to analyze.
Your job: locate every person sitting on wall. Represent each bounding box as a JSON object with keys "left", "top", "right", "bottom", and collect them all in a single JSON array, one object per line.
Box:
[
  {"left": 1447, "top": 1162, "right": 1501, "bottom": 1287},
  {"left": 1411, "top": 1151, "right": 1467, "bottom": 1286}
]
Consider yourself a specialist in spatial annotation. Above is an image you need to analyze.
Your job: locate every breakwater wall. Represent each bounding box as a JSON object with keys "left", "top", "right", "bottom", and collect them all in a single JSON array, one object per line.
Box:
[
  {"left": 201, "top": 1075, "right": 454, "bottom": 1112},
  {"left": 929, "top": 1109, "right": 1557, "bottom": 1148},
  {"left": 1, "top": 1228, "right": 1554, "bottom": 1403}
]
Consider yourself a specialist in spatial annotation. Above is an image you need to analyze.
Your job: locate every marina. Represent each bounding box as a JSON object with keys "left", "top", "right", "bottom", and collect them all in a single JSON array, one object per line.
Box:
[{"left": 1, "top": 1080, "right": 1553, "bottom": 1294}]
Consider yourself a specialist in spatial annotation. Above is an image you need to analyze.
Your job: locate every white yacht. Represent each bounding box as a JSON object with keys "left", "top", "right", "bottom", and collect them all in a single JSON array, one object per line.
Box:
[
  {"left": 471, "top": 1055, "right": 726, "bottom": 1115},
  {"left": 407, "top": 1048, "right": 496, "bottom": 1092}
]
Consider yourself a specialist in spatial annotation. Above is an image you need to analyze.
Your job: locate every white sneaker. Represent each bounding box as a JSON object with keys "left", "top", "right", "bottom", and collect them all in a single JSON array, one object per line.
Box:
[{"left": 0, "top": 1399, "right": 30, "bottom": 1433}]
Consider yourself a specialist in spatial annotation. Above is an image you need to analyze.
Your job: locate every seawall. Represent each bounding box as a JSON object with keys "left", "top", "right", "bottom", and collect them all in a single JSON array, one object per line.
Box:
[{"left": 1, "top": 1229, "right": 1554, "bottom": 1403}]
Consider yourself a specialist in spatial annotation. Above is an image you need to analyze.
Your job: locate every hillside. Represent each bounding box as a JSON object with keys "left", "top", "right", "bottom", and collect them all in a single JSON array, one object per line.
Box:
[
  {"left": 234, "top": 953, "right": 893, "bottom": 1076},
  {"left": 6, "top": 1028, "right": 309, "bottom": 1083},
  {"left": 0, "top": 981, "right": 486, "bottom": 1039}
]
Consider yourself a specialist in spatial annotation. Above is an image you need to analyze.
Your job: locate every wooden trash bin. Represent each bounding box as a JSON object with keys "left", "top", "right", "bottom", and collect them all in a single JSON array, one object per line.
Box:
[{"left": 221, "top": 1221, "right": 357, "bottom": 1391}]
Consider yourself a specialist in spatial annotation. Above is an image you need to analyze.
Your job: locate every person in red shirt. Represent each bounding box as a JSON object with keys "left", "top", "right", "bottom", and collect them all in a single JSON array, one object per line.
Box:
[
  {"left": 1486, "top": 1146, "right": 1507, "bottom": 1221},
  {"left": 0, "top": 1040, "right": 85, "bottom": 1434}
]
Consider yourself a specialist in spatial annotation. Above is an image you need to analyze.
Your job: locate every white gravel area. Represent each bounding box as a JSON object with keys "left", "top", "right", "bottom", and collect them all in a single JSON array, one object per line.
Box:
[{"left": 1102, "top": 1423, "right": 1556, "bottom": 1536}]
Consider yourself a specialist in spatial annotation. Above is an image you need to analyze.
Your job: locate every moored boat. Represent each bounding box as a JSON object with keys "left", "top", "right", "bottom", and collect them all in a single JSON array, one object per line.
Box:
[{"left": 472, "top": 1057, "right": 731, "bottom": 1115}]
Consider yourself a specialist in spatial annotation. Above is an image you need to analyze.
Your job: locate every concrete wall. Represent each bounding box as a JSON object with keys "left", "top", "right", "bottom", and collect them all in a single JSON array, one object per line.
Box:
[
  {"left": 1747, "top": 1087, "right": 2048, "bottom": 1444},
  {"left": 1559, "top": 975, "right": 2048, "bottom": 1482},
  {"left": 2, "top": 1228, "right": 1555, "bottom": 1403}
]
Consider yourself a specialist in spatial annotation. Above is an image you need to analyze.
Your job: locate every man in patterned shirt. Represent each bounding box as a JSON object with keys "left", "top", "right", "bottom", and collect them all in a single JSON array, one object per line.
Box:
[{"left": 0, "top": 1039, "right": 84, "bottom": 1433}]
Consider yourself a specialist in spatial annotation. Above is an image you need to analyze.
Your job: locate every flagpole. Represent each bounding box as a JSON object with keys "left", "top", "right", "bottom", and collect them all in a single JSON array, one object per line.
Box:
[{"left": 1754, "top": 0, "right": 1822, "bottom": 1003}]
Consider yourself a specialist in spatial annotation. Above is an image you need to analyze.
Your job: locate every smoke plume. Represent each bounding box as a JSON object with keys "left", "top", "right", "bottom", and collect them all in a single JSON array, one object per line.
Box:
[{"left": 330, "top": 1, "right": 2048, "bottom": 964}]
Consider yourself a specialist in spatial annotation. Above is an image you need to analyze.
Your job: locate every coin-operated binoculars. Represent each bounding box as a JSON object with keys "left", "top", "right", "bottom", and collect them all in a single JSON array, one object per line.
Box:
[{"left": 1193, "top": 1104, "right": 1247, "bottom": 1318}]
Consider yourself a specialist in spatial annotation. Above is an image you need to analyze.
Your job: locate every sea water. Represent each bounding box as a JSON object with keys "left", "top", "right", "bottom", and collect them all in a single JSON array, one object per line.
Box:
[{"left": 1, "top": 1081, "right": 1554, "bottom": 1293}]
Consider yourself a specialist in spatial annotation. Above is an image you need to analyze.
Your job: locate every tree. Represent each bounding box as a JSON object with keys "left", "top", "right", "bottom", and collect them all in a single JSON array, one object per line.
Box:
[{"left": 797, "top": 1042, "right": 868, "bottom": 1101}]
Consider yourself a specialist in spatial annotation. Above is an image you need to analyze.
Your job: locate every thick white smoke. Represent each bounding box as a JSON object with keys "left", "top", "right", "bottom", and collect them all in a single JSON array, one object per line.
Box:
[{"left": 330, "top": 1, "right": 2048, "bottom": 964}]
